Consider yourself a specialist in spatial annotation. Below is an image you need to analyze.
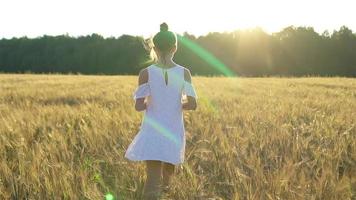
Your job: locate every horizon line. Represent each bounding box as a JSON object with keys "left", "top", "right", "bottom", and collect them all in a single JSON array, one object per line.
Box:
[{"left": 0, "top": 25, "right": 354, "bottom": 40}]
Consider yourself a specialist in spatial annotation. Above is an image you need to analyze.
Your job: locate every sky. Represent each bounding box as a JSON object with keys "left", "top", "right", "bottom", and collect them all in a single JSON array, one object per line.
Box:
[{"left": 1, "top": 0, "right": 355, "bottom": 39}]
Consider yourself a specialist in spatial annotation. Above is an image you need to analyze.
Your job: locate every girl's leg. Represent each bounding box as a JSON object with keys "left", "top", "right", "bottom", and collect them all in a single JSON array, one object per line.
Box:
[
  {"left": 162, "top": 162, "right": 175, "bottom": 190},
  {"left": 143, "top": 160, "right": 162, "bottom": 200}
]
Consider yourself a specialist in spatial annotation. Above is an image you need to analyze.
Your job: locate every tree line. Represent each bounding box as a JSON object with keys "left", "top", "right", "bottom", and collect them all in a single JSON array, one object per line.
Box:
[{"left": 0, "top": 25, "right": 355, "bottom": 77}]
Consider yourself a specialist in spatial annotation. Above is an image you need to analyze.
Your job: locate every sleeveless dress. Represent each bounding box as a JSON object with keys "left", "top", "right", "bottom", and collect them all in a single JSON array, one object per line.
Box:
[{"left": 124, "top": 64, "right": 198, "bottom": 165}]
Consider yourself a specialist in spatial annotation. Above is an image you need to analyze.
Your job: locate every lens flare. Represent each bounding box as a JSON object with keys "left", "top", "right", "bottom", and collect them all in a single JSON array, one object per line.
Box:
[
  {"left": 177, "top": 34, "right": 236, "bottom": 77},
  {"left": 105, "top": 193, "right": 114, "bottom": 200},
  {"left": 144, "top": 115, "right": 181, "bottom": 148},
  {"left": 176, "top": 34, "right": 235, "bottom": 115}
]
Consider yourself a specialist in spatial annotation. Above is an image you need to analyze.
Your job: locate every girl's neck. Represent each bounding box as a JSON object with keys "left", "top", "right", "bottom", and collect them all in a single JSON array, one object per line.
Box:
[{"left": 155, "top": 58, "right": 176, "bottom": 69}]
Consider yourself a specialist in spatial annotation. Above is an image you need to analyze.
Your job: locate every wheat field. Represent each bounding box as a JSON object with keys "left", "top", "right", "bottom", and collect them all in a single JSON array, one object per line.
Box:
[{"left": 0, "top": 74, "right": 355, "bottom": 200}]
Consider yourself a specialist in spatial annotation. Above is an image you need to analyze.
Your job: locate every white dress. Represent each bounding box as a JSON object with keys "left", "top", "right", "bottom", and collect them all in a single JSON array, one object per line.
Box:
[{"left": 124, "top": 64, "right": 198, "bottom": 165}]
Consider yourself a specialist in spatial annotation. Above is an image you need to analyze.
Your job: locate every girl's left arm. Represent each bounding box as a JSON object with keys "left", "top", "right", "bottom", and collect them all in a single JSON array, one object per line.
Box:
[{"left": 134, "top": 68, "right": 149, "bottom": 111}]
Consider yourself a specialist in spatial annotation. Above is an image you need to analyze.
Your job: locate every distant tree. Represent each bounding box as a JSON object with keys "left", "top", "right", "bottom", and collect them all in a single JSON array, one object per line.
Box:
[{"left": 0, "top": 26, "right": 355, "bottom": 77}]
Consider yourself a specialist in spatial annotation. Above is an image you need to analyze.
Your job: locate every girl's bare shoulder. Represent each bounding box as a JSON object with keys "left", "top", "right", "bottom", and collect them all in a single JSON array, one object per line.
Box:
[
  {"left": 138, "top": 67, "right": 149, "bottom": 85},
  {"left": 181, "top": 66, "right": 192, "bottom": 83}
]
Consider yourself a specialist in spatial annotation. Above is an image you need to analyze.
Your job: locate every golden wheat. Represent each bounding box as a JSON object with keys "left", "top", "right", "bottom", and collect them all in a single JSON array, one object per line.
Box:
[{"left": 0, "top": 74, "right": 355, "bottom": 200}]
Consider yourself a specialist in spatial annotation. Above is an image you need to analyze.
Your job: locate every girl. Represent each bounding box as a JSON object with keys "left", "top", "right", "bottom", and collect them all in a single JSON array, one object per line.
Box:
[{"left": 124, "top": 22, "right": 198, "bottom": 199}]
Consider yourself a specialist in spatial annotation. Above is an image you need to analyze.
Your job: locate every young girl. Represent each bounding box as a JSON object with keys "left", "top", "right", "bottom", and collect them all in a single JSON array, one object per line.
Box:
[{"left": 124, "top": 23, "right": 198, "bottom": 199}]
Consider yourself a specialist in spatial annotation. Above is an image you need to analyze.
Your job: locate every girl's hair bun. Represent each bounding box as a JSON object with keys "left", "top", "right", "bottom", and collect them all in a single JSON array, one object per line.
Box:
[{"left": 160, "top": 23, "right": 169, "bottom": 32}]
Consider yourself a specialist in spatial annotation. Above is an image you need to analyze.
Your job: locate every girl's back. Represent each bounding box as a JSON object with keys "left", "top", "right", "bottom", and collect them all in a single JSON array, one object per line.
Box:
[{"left": 147, "top": 64, "right": 185, "bottom": 116}]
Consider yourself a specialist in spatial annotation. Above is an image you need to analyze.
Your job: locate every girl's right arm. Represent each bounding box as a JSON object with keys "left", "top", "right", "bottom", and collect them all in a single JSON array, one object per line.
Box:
[{"left": 134, "top": 68, "right": 149, "bottom": 111}]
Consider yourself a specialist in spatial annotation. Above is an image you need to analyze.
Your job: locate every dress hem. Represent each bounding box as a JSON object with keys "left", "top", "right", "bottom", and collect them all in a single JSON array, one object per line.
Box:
[{"left": 125, "top": 154, "right": 183, "bottom": 166}]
